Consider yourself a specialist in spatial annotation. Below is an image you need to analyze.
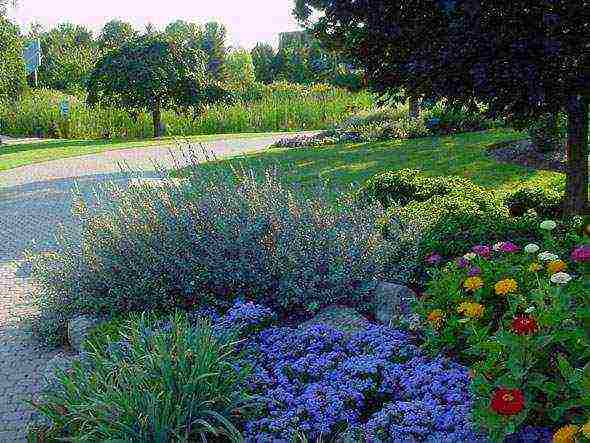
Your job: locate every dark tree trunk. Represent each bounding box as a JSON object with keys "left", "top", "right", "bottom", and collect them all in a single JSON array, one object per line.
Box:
[
  {"left": 564, "top": 95, "right": 589, "bottom": 215},
  {"left": 152, "top": 99, "right": 162, "bottom": 138},
  {"left": 409, "top": 95, "right": 420, "bottom": 118}
]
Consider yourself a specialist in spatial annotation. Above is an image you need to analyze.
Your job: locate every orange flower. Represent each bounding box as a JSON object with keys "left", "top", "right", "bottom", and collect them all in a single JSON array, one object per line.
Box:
[
  {"left": 463, "top": 276, "right": 484, "bottom": 292},
  {"left": 457, "top": 301, "right": 485, "bottom": 319},
  {"left": 495, "top": 278, "right": 518, "bottom": 296},
  {"left": 553, "top": 425, "right": 579, "bottom": 443},
  {"left": 547, "top": 259, "right": 567, "bottom": 275},
  {"left": 427, "top": 309, "right": 445, "bottom": 329}
]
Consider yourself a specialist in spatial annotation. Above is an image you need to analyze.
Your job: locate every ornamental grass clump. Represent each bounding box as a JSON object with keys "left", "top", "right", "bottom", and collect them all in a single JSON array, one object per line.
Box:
[
  {"left": 27, "top": 152, "right": 417, "bottom": 345},
  {"left": 32, "top": 313, "right": 247, "bottom": 441}
]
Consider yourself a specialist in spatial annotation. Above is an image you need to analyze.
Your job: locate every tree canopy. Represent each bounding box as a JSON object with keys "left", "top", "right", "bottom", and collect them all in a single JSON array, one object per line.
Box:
[
  {"left": 0, "top": 16, "right": 26, "bottom": 101},
  {"left": 98, "top": 20, "right": 138, "bottom": 52},
  {"left": 295, "top": 0, "right": 590, "bottom": 214},
  {"left": 87, "top": 36, "right": 225, "bottom": 137}
]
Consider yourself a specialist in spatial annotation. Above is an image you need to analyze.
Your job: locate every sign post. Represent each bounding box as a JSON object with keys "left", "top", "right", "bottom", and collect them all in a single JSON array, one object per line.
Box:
[{"left": 23, "top": 39, "right": 42, "bottom": 86}]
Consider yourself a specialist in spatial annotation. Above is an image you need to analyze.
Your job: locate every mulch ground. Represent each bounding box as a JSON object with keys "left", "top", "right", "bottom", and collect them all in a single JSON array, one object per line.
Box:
[{"left": 487, "top": 139, "right": 567, "bottom": 172}]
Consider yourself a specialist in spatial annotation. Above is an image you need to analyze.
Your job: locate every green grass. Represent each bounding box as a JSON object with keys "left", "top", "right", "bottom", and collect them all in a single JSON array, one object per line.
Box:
[
  {"left": 173, "top": 128, "right": 566, "bottom": 194},
  {"left": 0, "top": 131, "right": 297, "bottom": 172}
]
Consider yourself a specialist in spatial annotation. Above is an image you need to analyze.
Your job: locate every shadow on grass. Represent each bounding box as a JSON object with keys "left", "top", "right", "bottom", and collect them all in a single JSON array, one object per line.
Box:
[{"left": 175, "top": 129, "right": 564, "bottom": 192}]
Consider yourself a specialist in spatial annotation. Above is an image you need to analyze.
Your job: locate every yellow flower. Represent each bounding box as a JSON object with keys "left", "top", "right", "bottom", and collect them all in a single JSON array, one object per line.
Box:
[
  {"left": 457, "top": 301, "right": 485, "bottom": 319},
  {"left": 495, "top": 278, "right": 518, "bottom": 296},
  {"left": 547, "top": 259, "right": 567, "bottom": 275},
  {"left": 582, "top": 421, "right": 590, "bottom": 439},
  {"left": 553, "top": 425, "right": 578, "bottom": 443},
  {"left": 463, "top": 276, "right": 484, "bottom": 292},
  {"left": 427, "top": 309, "right": 445, "bottom": 329},
  {"left": 528, "top": 262, "right": 543, "bottom": 272}
]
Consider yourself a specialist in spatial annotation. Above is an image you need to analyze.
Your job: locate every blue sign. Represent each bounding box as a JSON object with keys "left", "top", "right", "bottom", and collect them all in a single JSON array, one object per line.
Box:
[
  {"left": 59, "top": 99, "right": 70, "bottom": 117},
  {"left": 23, "top": 39, "right": 42, "bottom": 75}
]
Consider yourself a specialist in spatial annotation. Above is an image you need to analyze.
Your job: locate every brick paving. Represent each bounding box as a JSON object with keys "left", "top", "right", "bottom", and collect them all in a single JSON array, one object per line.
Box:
[{"left": 0, "top": 134, "right": 300, "bottom": 440}]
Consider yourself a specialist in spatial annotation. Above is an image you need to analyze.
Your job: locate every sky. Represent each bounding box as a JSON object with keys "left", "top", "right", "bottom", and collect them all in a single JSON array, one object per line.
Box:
[{"left": 8, "top": 0, "right": 303, "bottom": 49}]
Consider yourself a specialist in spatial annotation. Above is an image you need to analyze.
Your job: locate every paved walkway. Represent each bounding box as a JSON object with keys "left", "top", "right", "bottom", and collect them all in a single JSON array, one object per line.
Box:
[{"left": 0, "top": 133, "right": 298, "bottom": 440}]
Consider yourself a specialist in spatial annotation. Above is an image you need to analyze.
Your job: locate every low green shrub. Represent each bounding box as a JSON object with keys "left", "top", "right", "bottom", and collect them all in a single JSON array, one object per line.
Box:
[
  {"left": 27, "top": 159, "right": 417, "bottom": 345},
  {"left": 505, "top": 185, "right": 564, "bottom": 218},
  {"left": 415, "top": 224, "right": 590, "bottom": 441},
  {"left": 32, "top": 313, "right": 247, "bottom": 441},
  {"left": 527, "top": 112, "right": 566, "bottom": 153},
  {"left": 357, "top": 169, "right": 494, "bottom": 209}
]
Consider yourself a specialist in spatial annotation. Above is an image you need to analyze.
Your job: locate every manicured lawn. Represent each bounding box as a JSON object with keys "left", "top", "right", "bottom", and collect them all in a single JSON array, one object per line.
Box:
[
  {"left": 174, "top": 128, "right": 566, "bottom": 194},
  {"left": 0, "top": 131, "right": 301, "bottom": 172}
]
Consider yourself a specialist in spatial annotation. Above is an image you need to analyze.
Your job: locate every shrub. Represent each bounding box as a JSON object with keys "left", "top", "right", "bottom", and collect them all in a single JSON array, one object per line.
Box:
[
  {"left": 240, "top": 322, "right": 482, "bottom": 441},
  {"left": 0, "top": 17, "right": 27, "bottom": 101},
  {"left": 504, "top": 185, "right": 564, "bottom": 218},
  {"left": 27, "top": 159, "right": 417, "bottom": 345},
  {"left": 527, "top": 113, "right": 566, "bottom": 153},
  {"left": 32, "top": 313, "right": 248, "bottom": 441},
  {"left": 357, "top": 169, "right": 494, "bottom": 209},
  {"left": 415, "top": 227, "right": 590, "bottom": 441}
]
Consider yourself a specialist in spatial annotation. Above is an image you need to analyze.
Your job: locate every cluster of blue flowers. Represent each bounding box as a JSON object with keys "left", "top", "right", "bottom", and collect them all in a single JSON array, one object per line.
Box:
[{"left": 234, "top": 316, "right": 484, "bottom": 442}]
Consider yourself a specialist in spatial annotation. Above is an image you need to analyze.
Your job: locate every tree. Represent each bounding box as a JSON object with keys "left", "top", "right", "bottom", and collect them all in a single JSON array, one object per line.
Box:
[
  {"left": 225, "top": 48, "right": 256, "bottom": 90},
  {"left": 251, "top": 43, "right": 276, "bottom": 84},
  {"left": 201, "top": 22, "right": 228, "bottom": 80},
  {"left": 98, "top": 20, "right": 138, "bottom": 52},
  {"left": 165, "top": 20, "right": 202, "bottom": 50},
  {"left": 87, "top": 36, "right": 220, "bottom": 137},
  {"left": 295, "top": 0, "right": 590, "bottom": 214},
  {"left": 37, "top": 23, "right": 97, "bottom": 92},
  {"left": 0, "top": 16, "right": 26, "bottom": 101}
]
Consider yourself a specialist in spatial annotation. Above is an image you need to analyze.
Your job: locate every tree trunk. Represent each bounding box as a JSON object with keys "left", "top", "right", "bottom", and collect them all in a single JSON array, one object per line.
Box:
[
  {"left": 409, "top": 95, "right": 420, "bottom": 118},
  {"left": 564, "top": 95, "right": 589, "bottom": 215},
  {"left": 152, "top": 99, "right": 162, "bottom": 138}
]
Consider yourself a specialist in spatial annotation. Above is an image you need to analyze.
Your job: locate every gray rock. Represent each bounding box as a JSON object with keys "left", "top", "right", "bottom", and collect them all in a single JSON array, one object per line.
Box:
[
  {"left": 300, "top": 306, "right": 370, "bottom": 336},
  {"left": 371, "top": 281, "right": 418, "bottom": 328},
  {"left": 67, "top": 315, "right": 103, "bottom": 352},
  {"left": 41, "top": 352, "right": 78, "bottom": 394}
]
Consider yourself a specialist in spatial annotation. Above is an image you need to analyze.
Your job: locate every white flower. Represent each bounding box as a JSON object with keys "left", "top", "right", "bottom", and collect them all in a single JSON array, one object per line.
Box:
[
  {"left": 525, "top": 306, "right": 536, "bottom": 313},
  {"left": 492, "top": 242, "right": 505, "bottom": 251},
  {"left": 540, "top": 220, "right": 557, "bottom": 231},
  {"left": 524, "top": 243, "right": 540, "bottom": 254},
  {"left": 538, "top": 251, "right": 559, "bottom": 262},
  {"left": 463, "top": 252, "right": 477, "bottom": 260},
  {"left": 550, "top": 272, "right": 572, "bottom": 284}
]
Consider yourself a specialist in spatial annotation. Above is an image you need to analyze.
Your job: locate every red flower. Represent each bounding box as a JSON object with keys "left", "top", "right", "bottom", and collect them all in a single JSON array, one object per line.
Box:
[
  {"left": 491, "top": 388, "right": 525, "bottom": 416},
  {"left": 511, "top": 315, "right": 538, "bottom": 335}
]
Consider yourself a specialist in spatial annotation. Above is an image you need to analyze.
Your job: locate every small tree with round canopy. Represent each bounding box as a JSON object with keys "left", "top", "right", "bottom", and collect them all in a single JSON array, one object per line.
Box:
[{"left": 87, "top": 36, "right": 225, "bottom": 137}]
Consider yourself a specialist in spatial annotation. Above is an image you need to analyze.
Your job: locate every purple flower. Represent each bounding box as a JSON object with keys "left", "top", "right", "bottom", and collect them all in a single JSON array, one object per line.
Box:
[
  {"left": 571, "top": 245, "right": 590, "bottom": 263},
  {"left": 426, "top": 253, "right": 443, "bottom": 265},
  {"left": 456, "top": 257, "right": 470, "bottom": 269},
  {"left": 500, "top": 242, "right": 520, "bottom": 253},
  {"left": 471, "top": 245, "right": 491, "bottom": 258},
  {"left": 467, "top": 266, "right": 482, "bottom": 277}
]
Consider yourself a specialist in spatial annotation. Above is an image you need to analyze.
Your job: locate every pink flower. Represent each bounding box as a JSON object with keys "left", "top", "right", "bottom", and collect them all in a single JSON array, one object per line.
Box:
[
  {"left": 426, "top": 253, "right": 443, "bottom": 265},
  {"left": 500, "top": 242, "right": 520, "bottom": 253},
  {"left": 472, "top": 245, "right": 491, "bottom": 258},
  {"left": 571, "top": 245, "right": 590, "bottom": 263}
]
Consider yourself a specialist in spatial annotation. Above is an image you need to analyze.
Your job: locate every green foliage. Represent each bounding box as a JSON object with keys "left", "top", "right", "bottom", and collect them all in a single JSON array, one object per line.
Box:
[
  {"left": 251, "top": 43, "right": 277, "bottom": 84},
  {"left": 526, "top": 112, "right": 567, "bottom": 154},
  {"left": 505, "top": 185, "right": 564, "bottom": 218},
  {"left": 26, "top": 162, "right": 415, "bottom": 344},
  {"left": 36, "top": 23, "right": 97, "bottom": 93},
  {"left": 415, "top": 225, "right": 590, "bottom": 440},
  {"left": 87, "top": 36, "right": 218, "bottom": 137},
  {"left": 32, "top": 312, "right": 247, "bottom": 441},
  {"left": 97, "top": 19, "right": 138, "bottom": 52},
  {"left": 225, "top": 48, "right": 257, "bottom": 92},
  {"left": 0, "top": 84, "right": 372, "bottom": 139},
  {"left": 0, "top": 17, "right": 27, "bottom": 100}
]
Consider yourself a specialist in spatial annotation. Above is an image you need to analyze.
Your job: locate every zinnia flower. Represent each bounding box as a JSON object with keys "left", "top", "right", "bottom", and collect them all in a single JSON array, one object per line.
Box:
[
  {"left": 457, "top": 301, "right": 485, "bottom": 319},
  {"left": 426, "top": 253, "right": 443, "bottom": 265},
  {"left": 582, "top": 421, "right": 590, "bottom": 439},
  {"left": 490, "top": 388, "right": 525, "bottom": 416},
  {"left": 500, "top": 242, "right": 520, "bottom": 253},
  {"left": 463, "top": 252, "right": 477, "bottom": 260},
  {"left": 547, "top": 259, "right": 567, "bottom": 275},
  {"left": 493, "top": 242, "right": 505, "bottom": 251},
  {"left": 467, "top": 266, "right": 482, "bottom": 277},
  {"left": 511, "top": 315, "right": 538, "bottom": 335},
  {"left": 495, "top": 278, "right": 518, "bottom": 295},
  {"left": 538, "top": 251, "right": 559, "bottom": 262},
  {"left": 540, "top": 220, "right": 557, "bottom": 231},
  {"left": 427, "top": 309, "right": 445, "bottom": 328},
  {"left": 528, "top": 262, "right": 543, "bottom": 272},
  {"left": 571, "top": 245, "right": 590, "bottom": 263},
  {"left": 456, "top": 257, "right": 470, "bottom": 269},
  {"left": 524, "top": 243, "right": 540, "bottom": 254},
  {"left": 472, "top": 245, "right": 491, "bottom": 258},
  {"left": 553, "top": 425, "right": 579, "bottom": 443},
  {"left": 551, "top": 272, "right": 572, "bottom": 285},
  {"left": 464, "top": 276, "right": 484, "bottom": 292}
]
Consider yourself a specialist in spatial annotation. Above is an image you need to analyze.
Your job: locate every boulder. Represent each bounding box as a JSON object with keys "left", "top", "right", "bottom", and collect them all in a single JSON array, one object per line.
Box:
[
  {"left": 371, "top": 281, "right": 419, "bottom": 329},
  {"left": 300, "top": 306, "right": 370, "bottom": 336},
  {"left": 67, "top": 315, "right": 103, "bottom": 352}
]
